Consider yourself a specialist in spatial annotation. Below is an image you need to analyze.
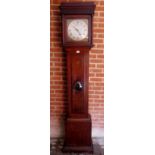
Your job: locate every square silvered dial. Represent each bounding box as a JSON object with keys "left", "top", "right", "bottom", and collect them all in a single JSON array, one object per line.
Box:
[{"left": 66, "top": 19, "right": 88, "bottom": 42}]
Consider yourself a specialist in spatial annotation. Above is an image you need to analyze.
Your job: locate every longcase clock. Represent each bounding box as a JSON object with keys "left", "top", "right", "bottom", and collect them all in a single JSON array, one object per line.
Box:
[{"left": 60, "top": 2, "right": 96, "bottom": 153}]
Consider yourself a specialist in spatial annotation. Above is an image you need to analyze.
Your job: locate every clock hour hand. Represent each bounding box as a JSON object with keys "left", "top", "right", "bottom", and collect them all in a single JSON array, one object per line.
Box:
[{"left": 73, "top": 26, "right": 82, "bottom": 35}]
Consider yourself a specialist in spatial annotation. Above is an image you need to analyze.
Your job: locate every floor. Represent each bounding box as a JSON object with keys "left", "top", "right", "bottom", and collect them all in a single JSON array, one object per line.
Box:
[{"left": 50, "top": 144, "right": 104, "bottom": 155}]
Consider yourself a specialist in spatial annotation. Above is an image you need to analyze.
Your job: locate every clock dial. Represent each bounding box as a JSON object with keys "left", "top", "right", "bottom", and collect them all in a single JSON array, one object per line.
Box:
[{"left": 67, "top": 19, "right": 88, "bottom": 41}]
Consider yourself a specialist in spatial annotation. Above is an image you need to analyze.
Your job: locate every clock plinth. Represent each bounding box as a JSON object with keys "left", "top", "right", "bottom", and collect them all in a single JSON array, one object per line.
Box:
[
  {"left": 60, "top": 2, "right": 95, "bottom": 153},
  {"left": 63, "top": 115, "right": 93, "bottom": 153}
]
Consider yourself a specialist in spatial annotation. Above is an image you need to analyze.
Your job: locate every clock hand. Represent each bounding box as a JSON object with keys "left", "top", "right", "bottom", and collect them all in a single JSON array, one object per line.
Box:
[{"left": 73, "top": 26, "right": 82, "bottom": 35}]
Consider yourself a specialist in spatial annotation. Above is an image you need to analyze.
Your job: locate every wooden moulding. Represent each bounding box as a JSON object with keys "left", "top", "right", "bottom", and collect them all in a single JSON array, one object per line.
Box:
[{"left": 60, "top": 2, "right": 96, "bottom": 15}]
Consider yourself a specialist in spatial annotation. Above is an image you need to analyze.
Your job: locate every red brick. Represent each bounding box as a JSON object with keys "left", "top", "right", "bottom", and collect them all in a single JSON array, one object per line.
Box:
[
  {"left": 94, "top": 28, "right": 104, "bottom": 33},
  {"left": 98, "top": 23, "right": 104, "bottom": 27},
  {"left": 100, "top": 12, "right": 104, "bottom": 16},
  {"left": 98, "top": 34, "right": 104, "bottom": 38},
  {"left": 90, "top": 68, "right": 103, "bottom": 73},
  {"left": 94, "top": 38, "right": 104, "bottom": 43},
  {"left": 90, "top": 77, "right": 103, "bottom": 82},
  {"left": 97, "top": 44, "right": 104, "bottom": 48},
  {"left": 94, "top": 17, "right": 104, "bottom": 22},
  {"left": 96, "top": 6, "right": 104, "bottom": 11},
  {"left": 91, "top": 49, "right": 103, "bottom": 54},
  {"left": 90, "top": 59, "right": 103, "bottom": 63}
]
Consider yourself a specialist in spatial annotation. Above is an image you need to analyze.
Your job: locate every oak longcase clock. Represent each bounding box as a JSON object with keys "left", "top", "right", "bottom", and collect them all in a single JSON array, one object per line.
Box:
[{"left": 60, "top": 2, "right": 96, "bottom": 153}]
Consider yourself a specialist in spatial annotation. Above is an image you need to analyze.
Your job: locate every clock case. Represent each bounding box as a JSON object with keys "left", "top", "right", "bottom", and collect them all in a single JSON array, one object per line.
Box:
[{"left": 60, "top": 2, "right": 96, "bottom": 153}]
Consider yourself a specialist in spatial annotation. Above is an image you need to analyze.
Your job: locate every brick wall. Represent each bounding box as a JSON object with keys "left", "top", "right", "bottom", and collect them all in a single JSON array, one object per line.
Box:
[{"left": 51, "top": 0, "right": 104, "bottom": 137}]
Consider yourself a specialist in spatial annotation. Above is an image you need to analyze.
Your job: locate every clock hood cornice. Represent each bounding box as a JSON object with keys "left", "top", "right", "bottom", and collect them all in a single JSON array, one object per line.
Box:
[{"left": 60, "top": 2, "right": 95, "bottom": 15}]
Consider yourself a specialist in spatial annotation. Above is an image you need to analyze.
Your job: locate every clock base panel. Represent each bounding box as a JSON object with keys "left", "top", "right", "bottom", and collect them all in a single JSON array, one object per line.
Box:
[{"left": 63, "top": 115, "right": 93, "bottom": 153}]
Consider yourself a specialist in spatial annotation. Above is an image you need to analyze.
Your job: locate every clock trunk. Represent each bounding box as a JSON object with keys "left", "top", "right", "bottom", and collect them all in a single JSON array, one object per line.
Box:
[{"left": 63, "top": 47, "right": 93, "bottom": 153}]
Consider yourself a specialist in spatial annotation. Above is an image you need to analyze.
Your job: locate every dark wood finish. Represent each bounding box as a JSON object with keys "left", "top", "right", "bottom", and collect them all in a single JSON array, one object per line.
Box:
[
  {"left": 66, "top": 47, "right": 90, "bottom": 118},
  {"left": 63, "top": 115, "right": 93, "bottom": 153},
  {"left": 60, "top": 2, "right": 95, "bottom": 15},
  {"left": 60, "top": 2, "right": 95, "bottom": 153}
]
